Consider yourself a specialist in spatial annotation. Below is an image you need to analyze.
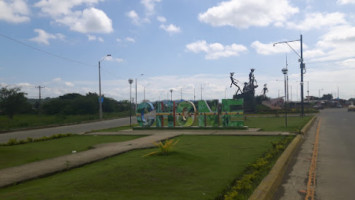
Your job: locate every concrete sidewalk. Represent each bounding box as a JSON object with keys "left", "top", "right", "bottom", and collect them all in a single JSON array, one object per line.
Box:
[{"left": 0, "top": 129, "right": 294, "bottom": 188}]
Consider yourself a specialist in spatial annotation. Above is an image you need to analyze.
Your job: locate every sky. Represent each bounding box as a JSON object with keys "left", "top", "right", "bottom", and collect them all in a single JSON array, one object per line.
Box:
[{"left": 1, "top": 0, "right": 355, "bottom": 103}]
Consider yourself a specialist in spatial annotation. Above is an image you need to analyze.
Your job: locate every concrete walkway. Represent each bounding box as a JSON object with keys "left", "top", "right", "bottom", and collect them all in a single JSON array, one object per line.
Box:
[{"left": 0, "top": 129, "right": 293, "bottom": 188}]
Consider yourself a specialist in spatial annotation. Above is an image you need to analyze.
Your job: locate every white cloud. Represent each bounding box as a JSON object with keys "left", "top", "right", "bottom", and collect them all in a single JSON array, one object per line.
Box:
[
  {"left": 160, "top": 24, "right": 181, "bottom": 34},
  {"left": 127, "top": 10, "right": 141, "bottom": 25},
  {"left": 141, "top": 0, "right": 161, "bottom": 16},
  {"left": 30, "top": 29, "right": 65, "bottom": 45},
  {"left": 34, "top": 0, "right": 101, "bottom": 17},
  {"left": 17, "top": 82, "right": 32, "bottom": 88},
  {"left": 53, "top": 78, "right": 62, "bottom": 82},
  {"left": 88, "top": 35, "right": 104, "bottom": 42},
  {"left": 286, "top": 12, "right": 347, "bottom": 31},
  {"left": 105, "top": 56, "right": 124, "bottom": 63},
  {"left": 114, "top": 58, "right": 124, "bottom": 63},
  {"left": 251, "top": 41, "right": 294, "bottom": 55},
  {"left": 127, "top": 0, "right": 161, "bottom": 25},
  {"left": 35, "top": 0, "right": 113, "bottom": 34},
  {"left": 337, "top": 0, "right": 355, "bottom": 4},
  {"left": 305, "top": 25, "right": 355, "bottom": 62},
  {"left": 0, "top": 0, "right": 30, "bottom": 23},
  {"left": 125, "top": 37, "right": 136, "bottom": 43},
  {"left": 65, "top": 82, "right": 74, "bottom": 87},
  {"left": 186, "top": 40, "right": 247, "bottom": 60},
  {"left": 198, "top": 0, "right": 298, "bottom": 29},
  {"left": 57, "top": 8, "right": 113, "bottom": 34},
  {"left": 157, "top": 16, "right": 166, "bottom": 23}
]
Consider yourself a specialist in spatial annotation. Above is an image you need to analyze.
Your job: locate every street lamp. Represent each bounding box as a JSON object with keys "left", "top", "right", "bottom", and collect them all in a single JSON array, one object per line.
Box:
[
  {"left": 98, "top": 54, "right": 111, "bottom": 120},
  {"left": 128, "top": 78, "right": 133, "bottom": 127},
  {"left": 282, "top": 68, "right": 288, "bottom": 127},
  {"left": 274, "top": 35, "right": 305, "bottom": 117}
]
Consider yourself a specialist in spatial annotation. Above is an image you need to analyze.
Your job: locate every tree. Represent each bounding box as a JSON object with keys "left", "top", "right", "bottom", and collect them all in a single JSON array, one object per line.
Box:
[
  {"left": 0, "top": 87, "right": 31, "bottom": 119},
  {"left": 322, "top": 93, "right": 333, "bottom": 100}
]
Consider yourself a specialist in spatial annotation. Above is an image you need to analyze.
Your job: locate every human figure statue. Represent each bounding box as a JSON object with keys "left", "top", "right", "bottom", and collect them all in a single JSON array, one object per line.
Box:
[
  {"left": 230, "top": 72, "right": 242, "bottom": 95},
  {"left": 248, "top": 68, "right": 258, "bottom": 88},
  {"left": 243, "top": 82, "right": 249, "bottom": 93},
  {"left": 263, "top": 84, "right": 268, "bottom": 97}
]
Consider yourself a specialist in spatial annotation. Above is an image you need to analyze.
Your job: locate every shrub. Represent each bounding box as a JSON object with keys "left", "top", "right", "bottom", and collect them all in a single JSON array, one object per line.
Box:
[
  {"left": 7, "top": 138, "right": 18, "bottom": 145},
  {"left": 143, "top": 139, "right": 180, "bottom": 157},
  {"left": 222, "top": 136, "right": 294, "bottom": 200}
]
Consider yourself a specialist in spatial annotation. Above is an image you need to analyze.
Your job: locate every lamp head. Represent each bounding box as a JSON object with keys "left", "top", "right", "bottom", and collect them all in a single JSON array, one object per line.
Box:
[{"left": 282, "top": 68, "right": 288, "bottom": 74}]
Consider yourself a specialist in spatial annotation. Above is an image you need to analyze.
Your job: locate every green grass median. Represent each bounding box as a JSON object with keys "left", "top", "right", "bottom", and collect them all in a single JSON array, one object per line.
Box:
[
  {"left": 0, "top": 135, "right": 142, "bottom": 169},
  {"left": 244, "top": 115, "right": 312, "bottom": 132},
  {"left": 0, "top": 135, "right": 288, "bottom": 200}
]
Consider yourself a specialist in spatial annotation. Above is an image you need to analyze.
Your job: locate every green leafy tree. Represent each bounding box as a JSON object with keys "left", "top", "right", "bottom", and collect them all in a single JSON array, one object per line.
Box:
[{"left": 0, "top": 87, "right": 31, "bottom": 118}]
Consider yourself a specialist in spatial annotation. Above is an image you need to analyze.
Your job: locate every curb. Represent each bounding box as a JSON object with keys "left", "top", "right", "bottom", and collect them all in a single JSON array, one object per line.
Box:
[{"left": 249, "top": 115, "right": 317, "bottom": 200}]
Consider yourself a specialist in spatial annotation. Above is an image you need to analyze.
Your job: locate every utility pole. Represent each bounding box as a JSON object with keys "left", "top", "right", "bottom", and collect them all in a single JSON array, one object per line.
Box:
[
  {"left": 286, "top": 55, "right": 289, "bottom": 102},
  {"left": 300, "top": 34, "right": 305, "bottom": 117},
  {"left": 35, "top": 86, "right": 45, "bottom": 102},
  {"left": 273, "top": 34, "right": 305, "bottom": 117},
  {"left": 35, "top": 86, "right": 45, "bottom": 111},
  {"left": 307, "top": 81, "right": 310, "bottom": 102}
]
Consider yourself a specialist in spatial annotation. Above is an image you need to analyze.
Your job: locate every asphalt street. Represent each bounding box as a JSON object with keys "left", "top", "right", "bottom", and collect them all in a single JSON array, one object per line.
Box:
[
  {"left": 275, "top": 108, "right": 355, "bottom": 200},
  {"left": 0, "top": 117, "right": 137, "bottom": 143}
]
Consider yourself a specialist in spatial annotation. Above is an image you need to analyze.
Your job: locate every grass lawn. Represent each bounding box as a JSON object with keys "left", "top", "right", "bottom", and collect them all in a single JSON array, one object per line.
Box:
[
  {"left": 0, "top": 112, "right": 129, "bottom": 132},
  {"left": 0, "top": 135, "right": 287, "bottom": 200},
  {"left": 0, "top": 135, "right": 142, "bottom": 169},
  {"left": 244, "top": 115, "right": 312, "bottom": 132}
]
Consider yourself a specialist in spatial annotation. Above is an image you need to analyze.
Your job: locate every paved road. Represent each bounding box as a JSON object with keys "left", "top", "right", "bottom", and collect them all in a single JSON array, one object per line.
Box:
[
  {"left": 317, "top": 108, "right": 355, "bottom": 199},
  {"left": 0, "top": 117, "right": 137, "bottom": 143},
  {"left": 275, "top": 108, "right": 355, "bottom": 200}
]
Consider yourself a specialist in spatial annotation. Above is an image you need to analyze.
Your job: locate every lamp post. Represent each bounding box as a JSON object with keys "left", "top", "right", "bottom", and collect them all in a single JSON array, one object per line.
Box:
[
  {"left": 282, "top": 68, "right": 288, "bottom": 127},
  {"left": 98, "top": 54, "right": 111, "bottom": 120},
  {"left": 128, "top": 79, "right": 133, "bottom": 127},
  {"left": 274, "top": 34, "right": 305, "bottom": 117}
]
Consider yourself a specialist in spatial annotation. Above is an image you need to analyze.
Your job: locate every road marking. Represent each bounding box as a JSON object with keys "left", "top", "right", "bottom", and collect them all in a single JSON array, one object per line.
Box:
[{"left": 305, "top": 119, "right": 321, "bottom": 200}]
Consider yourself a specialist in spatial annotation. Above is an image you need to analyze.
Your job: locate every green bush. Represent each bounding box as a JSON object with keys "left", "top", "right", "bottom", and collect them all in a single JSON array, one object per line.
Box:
[{"left": 222, "top": 136, "right": 293, "bottom": 200}]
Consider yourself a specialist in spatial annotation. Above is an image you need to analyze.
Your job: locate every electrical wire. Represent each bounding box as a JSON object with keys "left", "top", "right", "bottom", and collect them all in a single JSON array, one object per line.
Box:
[{"left": 0, "top": 32, "right": 94, "bottom": 67}]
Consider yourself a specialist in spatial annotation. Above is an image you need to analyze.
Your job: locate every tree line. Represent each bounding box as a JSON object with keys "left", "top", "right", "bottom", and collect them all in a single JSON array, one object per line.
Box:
[{"left": 0, "top": 87, "right": 130, "bottom": 119}]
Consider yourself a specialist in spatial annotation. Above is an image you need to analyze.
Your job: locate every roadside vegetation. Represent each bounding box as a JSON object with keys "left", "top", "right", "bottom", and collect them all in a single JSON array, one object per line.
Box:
[
  {"left": 244, "top": 115, "right": 312, "bottom": 132},
  {"left": 0, "top": 135, "right": 142, "bottom": 170},
  {"left": 0, "top": 87, "right": 132, "bottom": 132},
  {"left": 0, "top": 135, "right": 288, "bottom": 200}
]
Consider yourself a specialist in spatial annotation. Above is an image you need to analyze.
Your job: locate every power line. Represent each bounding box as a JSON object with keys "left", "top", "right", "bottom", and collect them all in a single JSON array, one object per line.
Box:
[{"left": 0, "top": 32, "right": 93, "bottom": 67}]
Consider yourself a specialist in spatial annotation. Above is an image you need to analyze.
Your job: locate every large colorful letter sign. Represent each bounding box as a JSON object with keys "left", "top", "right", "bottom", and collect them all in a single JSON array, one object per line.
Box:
[
  {"left": 176, "top": 101, "right": 196, "bottom": 127},
  {"left": 221, "top": 99, "right": 244, "bottom": 127},
  {"left": 137, "top": 99, "right": 244, "bottom": 128},
  {"left": 136, "top": 102, "right": 155, "bottom": 127},
  {"left": 198, "top": 100, "right": 219, "bottom": 127}
]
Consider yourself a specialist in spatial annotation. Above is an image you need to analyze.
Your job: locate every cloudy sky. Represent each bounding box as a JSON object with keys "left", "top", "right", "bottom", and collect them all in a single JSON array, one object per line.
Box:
[{"left": 1, "top": 0, "right": 355, "bottom": 102}]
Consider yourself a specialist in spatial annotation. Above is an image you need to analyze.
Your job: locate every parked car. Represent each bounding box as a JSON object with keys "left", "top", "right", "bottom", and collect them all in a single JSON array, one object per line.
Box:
[{"left": 348, "top": 105, "right": 355, "bottom": 112}]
